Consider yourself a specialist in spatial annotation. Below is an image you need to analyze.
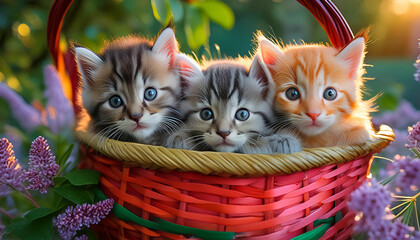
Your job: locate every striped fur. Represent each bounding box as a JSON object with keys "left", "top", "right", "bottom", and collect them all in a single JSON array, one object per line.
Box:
[
  {"left": 75, "top": 28, "right": 181, "bottom": 145},
  {"left": 166, "top": 54, "right": 301, "bottom": 154},
  {"left": 258, "top": 34, "right": 374, "bottom": 148}
]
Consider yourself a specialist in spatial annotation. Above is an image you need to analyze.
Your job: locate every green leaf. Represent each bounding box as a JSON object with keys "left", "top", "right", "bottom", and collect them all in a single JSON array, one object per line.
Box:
[
  {"left": 379, "top": 173, "right": 399, "bottom": 186},
  {"left": 168, "top": 0, "right": 183, "bottom": 22},
  {"left": 57, "top": 144, "right": 74, "bottom": 167},
  {"left": 53, "top": 196, "right": 72, "bottom": 211},
  {"left": 184, "top": 5, "right": 209, "bottom": 50},
  {"left": 377, "top": 92, "right": 399, "bottom": 111},
  {"left": 53, "top": 176, "right": 68, "bottom": 187},
  {"left": 402, "top": 202, "right": 414, "bottom": 225},
  {"left": 24, "top": 207, "right": 52, "bottom": 222},
  {"left": 196, "top": 0, "right": 234, "bottom": 30},
  {"left": 151, "top": 0, "right": 171, "bottom": 25},
  {"left": 4, "top": 216, "right": 53, "bottom": 240},
  {"left": 64, "top": 169, "right": 100, "bottom": 186},
  {"left": 54, "top": 184, "right": 95, "bottom": 204}
]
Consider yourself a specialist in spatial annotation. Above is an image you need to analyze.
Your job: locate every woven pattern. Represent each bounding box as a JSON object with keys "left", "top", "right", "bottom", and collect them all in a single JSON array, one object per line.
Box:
[
  {"left": 81, "top": 147, "right": 375, "bottom": 239},
  {"left": 75, "top": 125, "right": 394, "bottom": 177}
]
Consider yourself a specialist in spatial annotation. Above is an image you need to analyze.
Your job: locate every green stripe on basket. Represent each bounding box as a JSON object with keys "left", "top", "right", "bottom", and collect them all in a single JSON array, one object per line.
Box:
[
  {"left": 94, "top": 188, "right": 235, "bottom": 240},
  {"left": 290, "top": 211, "right": 342, "bottom": 240}
]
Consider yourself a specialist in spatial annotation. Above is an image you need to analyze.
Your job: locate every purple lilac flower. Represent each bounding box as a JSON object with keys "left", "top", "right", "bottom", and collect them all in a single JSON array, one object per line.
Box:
[
  {"left": 348, "top": 178, "right": 392, "bottom": 232},
  {"left": 372, "top": 100, "right": 420, "bottom": 130},
  {"left": 43, "top": 65, "right": 74, "bottom": 134},
  {"left": 0, "top": 138, "right": 23, "bottom": 190},
  {"left": 367, "top": 220, "right": 411, "bottom": 240},
  {"left": 74, "top": 235, "right": 89, "bottom": 240},
  {"left": 406, "top": 121, "right": 420, "bottom": 149},
  {"left": 411, "top": 231, "right": 420, "bottom": 240},
  {"left": 24, "top": 137, "right": 59, "bottom": 194},
  {"left": 53, "top": 199, "right": 114, "bottom": 240},
  {"left": 414, "top": 56, "right": 420, "bottom": 82},
  {"left": 0, "top": 83, "right": 43, "bottom": 131},
  {"left": 392, "top": 155, "right": 420, "bottom": 192}
]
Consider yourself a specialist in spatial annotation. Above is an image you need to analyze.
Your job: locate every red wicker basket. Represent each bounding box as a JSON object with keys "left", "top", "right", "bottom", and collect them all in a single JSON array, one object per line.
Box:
[{"left": 47, "top": 1, "right": 395, "bottom": 239}]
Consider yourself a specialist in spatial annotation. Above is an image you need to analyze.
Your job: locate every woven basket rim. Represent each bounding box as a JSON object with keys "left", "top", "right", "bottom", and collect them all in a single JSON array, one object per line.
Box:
[{"left": 75, "top": 125, "right": 394, "bottom": 177}]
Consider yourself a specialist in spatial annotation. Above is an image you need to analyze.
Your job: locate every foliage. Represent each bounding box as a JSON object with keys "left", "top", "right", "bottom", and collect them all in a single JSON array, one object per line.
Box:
[{"left": 151, "top": 0, "right": 234, "bottom": 50}]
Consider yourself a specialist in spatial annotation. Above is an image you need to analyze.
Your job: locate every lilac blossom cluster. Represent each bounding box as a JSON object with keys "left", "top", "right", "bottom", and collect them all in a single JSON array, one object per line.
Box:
[
  {"left": 24, "top": 137, "right": 59, "bottom": 194},
  {"left": 406, "top": 121, "right": 420, "bottom": 149},
  {"left": 74, "top": 235, "right": 89, "bottom": 240},
  {"left": 0, "top": 65, "right": 74, "bottom": 134},
  {"left": 415, "top": 56, "right": 420, "bottom": 82},
  {"left": 349, "top": 118, "right": 420, "bottom": 239},
  {"left": 0, "top": 136, "right": 59, "bottom": 195},
  {"left": 348, "top": 179, "right": 417, "bottom": 239},
  {"left": 393, "top": 155, "right": 420, "bottom": 192},
  {"left": 0, "top": 138, "right": 24, "bottom": 191},
  {"left": 53, "top": 199, "right": 114, "bottom": 240}
]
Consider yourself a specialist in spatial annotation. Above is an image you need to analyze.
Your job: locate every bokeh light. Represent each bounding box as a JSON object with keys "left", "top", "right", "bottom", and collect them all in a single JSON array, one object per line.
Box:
[{"left": 17, "top": 23, "right": 30, "bottom": 37}]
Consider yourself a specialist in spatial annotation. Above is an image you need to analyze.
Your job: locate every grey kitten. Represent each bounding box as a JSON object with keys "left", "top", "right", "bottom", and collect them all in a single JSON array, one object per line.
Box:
[
  {"left": 166, "top": 54, "right": 301, "bottom": 154},
  {"left": 75, "top": 28, "right": 182, "bottom": 145}
]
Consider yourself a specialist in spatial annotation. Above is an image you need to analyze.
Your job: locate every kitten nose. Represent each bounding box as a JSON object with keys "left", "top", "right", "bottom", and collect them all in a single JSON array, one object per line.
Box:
[
  {"left": 306, "top": 113, "right": 321, "bottom": 121},
  {"left": 216, "top": 130, "right": 231, "bottom": 139},
  {"left": 130, "top": 113, "right": 143, "bottom": 123}
]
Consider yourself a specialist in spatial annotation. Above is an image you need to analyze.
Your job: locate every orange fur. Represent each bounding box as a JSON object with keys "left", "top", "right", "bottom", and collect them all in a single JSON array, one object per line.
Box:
[{"left": 258, "top": 34, "right": 374, "bottom": 148}]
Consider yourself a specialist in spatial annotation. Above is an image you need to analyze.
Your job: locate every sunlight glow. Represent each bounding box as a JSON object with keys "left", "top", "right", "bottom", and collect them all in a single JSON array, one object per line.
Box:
[
  {"left": 17, "top": 23, "right": 31, "bottom": 37},
  {"left": 392, "top": 0, "right": 410, "bottom": 15}
]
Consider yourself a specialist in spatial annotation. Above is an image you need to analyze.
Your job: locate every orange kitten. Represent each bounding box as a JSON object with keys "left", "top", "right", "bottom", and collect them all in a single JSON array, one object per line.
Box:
[{"left": 257, "top": 33, "right": 374, "bottom": 148}]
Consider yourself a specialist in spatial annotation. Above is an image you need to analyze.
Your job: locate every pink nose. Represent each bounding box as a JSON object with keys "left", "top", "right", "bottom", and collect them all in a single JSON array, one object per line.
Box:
[
  {"left": 306, "top": 113, "right": 321, "bottom": 121},
  {"left": 130, "top": 113, "right": 143, "bottom": 123},
  {"left": 216, "top": 131, "right": 231, "bottom": 139}
]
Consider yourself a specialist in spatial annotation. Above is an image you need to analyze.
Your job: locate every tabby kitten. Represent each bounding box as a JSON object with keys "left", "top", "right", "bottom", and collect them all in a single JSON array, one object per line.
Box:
[
  {"left": 258, "top": 32, "right": 374, "bottom": 148},
  {"left": 166, "top": 54, "right": 301, "bottom": 154},
  {"left": 75, "top": 28, "right": 182, "bottom": 145}
]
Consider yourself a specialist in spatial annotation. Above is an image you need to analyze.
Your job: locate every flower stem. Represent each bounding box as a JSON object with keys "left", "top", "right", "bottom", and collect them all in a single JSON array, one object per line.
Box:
[
  {"left": 0, "top": 208, "right": 14, "bottom": 219},
  {"left": 412, "top": 147, "right": 420, "bottom": 159},
  {"left": 394, "top": 201, "right": 413, "bottom": 219},
  {"left": 414, "top": 202, "right": 420, "bottom": 230},
  {"left": 373, "top": 155, "right": 394, "bottom": 162}
]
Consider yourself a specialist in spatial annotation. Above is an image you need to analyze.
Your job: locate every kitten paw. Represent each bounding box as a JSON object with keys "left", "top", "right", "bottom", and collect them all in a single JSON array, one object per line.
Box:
[{"left": 267, "top": 134, "right": 302, "bottom": 154}]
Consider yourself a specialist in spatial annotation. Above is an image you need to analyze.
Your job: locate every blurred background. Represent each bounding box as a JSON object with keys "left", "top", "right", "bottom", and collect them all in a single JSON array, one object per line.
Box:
[{"left": 0, "top": 0, "right": 419, "bottom": 162}]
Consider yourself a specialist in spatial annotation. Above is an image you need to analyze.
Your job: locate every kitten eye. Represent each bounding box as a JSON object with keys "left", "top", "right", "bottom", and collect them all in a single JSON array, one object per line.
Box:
[
  {"left": 200, "top": 108, "right": 213, "bottom": 121},
  {"left": 109, "top": 95, "right": 123, "bottom": 108},
  {"left": 235, "top": 108, "right": 250, "bottom": 121},
  {"left": 285, "top": 87, "right": 300, "bottom": 100},
  {"left": 144, "top": 87, "right": 157, "bottom": 101},
  {"left": 323, "top": 87, "right": 337, "bottom": 100}
]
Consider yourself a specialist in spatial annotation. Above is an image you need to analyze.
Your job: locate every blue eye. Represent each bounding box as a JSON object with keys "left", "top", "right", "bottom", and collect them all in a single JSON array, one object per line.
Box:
[
  {"left": 144, "top": 88, "right": 157, "bottom": 101},
  {"left": 323, "top": 87, "right": 337, "bottom": 101},
  {"left": 285, "top": 87, "right": 300, "bottom": 100},
  {"left": 109, "top": 95, "right": 123, "bottom": 108},
  {"left": 235, "top": 108, "right": 250, "bottom": 121},
  {"left": 200, "top": 108, "right": 213, "bottom": 121}
]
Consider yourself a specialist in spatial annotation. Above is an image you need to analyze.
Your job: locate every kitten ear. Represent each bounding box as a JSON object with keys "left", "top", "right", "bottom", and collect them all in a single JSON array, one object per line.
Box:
[
  {"left": 152, "top": 28, "right": 179, "bottom": 67},
  {"left": 248, "top": 56, "right": 273, "bottom": 99},
  {"left": 258, "top": 37, "right": 284, "bottom": 67},
  {"left": 175, "top": 53, "right": 203, "bottom": 92},
  {"left": 336, "top": 37, "right": 366, "bottom": 80},
  {"left": 74, "top": 47, "right": 103, "bottom": 87}
]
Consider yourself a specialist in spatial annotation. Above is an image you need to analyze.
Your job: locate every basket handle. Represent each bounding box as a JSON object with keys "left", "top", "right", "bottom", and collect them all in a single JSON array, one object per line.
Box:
[
  {"left": 46, "top": 0, "right": 354, "bottom": 114},
  {"left": 296, "top": 0, "right": 354, "bottom": 49}
]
